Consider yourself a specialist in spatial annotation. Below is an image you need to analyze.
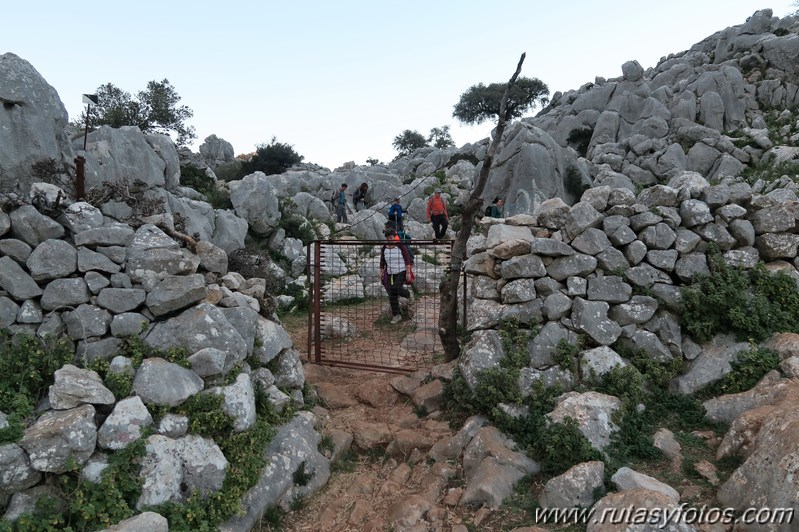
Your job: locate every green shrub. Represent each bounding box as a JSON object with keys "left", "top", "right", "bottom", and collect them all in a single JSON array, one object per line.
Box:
[
  {"left": 741, "top": 159, "right": 799, "bottom": 185},
  {"left": 238, "top": 138, "right": 303, "bottom": 177},
  {"left": 177, "top": 392, "right": 235, "bottom": 437},
  {"left": 213, "top": 160, "right": 243, "bottom": 182},
  {"left": 553, "top": 338, "right": 581, "bottom": 379},
  {"left": 681, "top": 244, "right": 799, "bottom": 342},
  {"left": 499, "top": 409, "right": 602, "bottom": 475},
  {"left": 703, "top": 346, "right": 780, "bottom": 396},
  {"left": 535, "top": 417, "right": 603, "bottom": 474},
  {"left": 179, "top": 165, "right": 215, "bottom": 193},
  {"left": 498, "top": 319, "right": 534, "bottom": 370},
  {"left": 177, "top": 165, "right": 231, "bottom": 209},
  {"left": 278, "top": 198, "right": 316, "bottom": 246},
  {"left": 292, "top": 461, "right": 313, "bottom": 486},
  {"left": 0, "top": 332, "right": 74, "bottom": 444},
  {"left": 88, "top": 359, "right": 134, "bottom": 399},
  {"left": 282, "top": 283, "right": 309, "bottom": 313},
  {"left": 204, "top": 187, "right": 232, "bottom": 210}
]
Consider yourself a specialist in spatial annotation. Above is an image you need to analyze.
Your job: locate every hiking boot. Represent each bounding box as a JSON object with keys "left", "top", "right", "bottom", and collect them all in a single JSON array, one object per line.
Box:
[{"left": 390, "top": 315, "right": 402, "bottom": 325}]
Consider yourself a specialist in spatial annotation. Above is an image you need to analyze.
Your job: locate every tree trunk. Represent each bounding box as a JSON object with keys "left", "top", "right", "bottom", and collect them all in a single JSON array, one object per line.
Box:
[{"left": 439, "top": 53, "right": 527, "bottom": 362}]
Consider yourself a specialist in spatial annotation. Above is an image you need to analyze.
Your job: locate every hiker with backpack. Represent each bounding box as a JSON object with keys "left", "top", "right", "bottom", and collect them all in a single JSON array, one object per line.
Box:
[
  {"left": 380, "top": 226, "right": 414, "bottom": 324},
  {"left": 384, "top": 220, "right": 415, "bottom": 265},
  {"left": 426, "top": 188, "right": 449, "bottom": 239},
  {"left": 331, "top": 183, "right": 349, "bottom": 223},
  {"left": 352, "top": 182, "right": 369, "bottom": 212},
  {"left": 387, "top": 197, "right": 404, "bottom": 233},
  {"left": 486, "top": 196, "right": 504, "bottom": 218}
]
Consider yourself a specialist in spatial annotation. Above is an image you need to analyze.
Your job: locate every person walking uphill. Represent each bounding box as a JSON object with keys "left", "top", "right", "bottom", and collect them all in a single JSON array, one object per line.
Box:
[
  {"left": 380, "top": 227, "right": 413, "bottom": 324},
  {"left": 387, "top": 197, "right": 404, "bottom": 232},
  {"left": 486, "top": 196, "right": 504, "bottom": 218},
  {"left": 332, "top": 183, "right": 348, "bottom": 223},
  {"left": 426, "top": 188, "right": 449, "bottom": 239},
  {"left": 352, "top": 182, "right": 368, "bottom": 212}
]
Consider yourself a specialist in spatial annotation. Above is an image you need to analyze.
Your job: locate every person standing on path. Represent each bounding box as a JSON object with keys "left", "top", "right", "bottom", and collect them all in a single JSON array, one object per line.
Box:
[
  {"left": 352, "top": 182, "right": 368, "bottom": 212},
  {"left": 333, "top": 183, "right": 349, "bottom": 223},
  {"left": 380, "top": 226, "right": 413, "bottom": 324},
  {"left": 426, "top": 188, "right": 449, "bottom": 239},
  {"left": 387, "top": 197, "right": 405, "bottom": 233}
]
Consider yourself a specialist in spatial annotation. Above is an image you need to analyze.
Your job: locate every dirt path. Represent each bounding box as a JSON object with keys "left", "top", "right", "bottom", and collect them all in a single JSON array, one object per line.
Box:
[
  {"left": 270, "top": 314, "right": 536, "bottom": 532},
  {"left": 273, "top": 365, "right": 501, "bottom": 531}
]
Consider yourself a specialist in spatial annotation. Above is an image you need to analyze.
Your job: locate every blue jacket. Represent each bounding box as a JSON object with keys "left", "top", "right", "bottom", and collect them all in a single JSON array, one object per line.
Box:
[{"left": 388, "top": 203, "right": 403, "bottom": 221}]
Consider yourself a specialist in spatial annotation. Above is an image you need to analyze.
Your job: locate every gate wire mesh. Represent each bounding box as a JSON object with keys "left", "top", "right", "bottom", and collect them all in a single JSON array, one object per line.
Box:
[{"left": 307, "top": 239, "right": 454, "bottom": 374}]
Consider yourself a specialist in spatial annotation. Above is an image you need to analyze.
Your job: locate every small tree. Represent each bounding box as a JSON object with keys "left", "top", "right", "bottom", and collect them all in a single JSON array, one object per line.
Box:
[
  {"left": 439, "top": 53, "right": 529, "bottom": 361},
  {"left": 428, "top": 125, "right": 456, "bottom": 149},
  {"left": 452, "top": 76, "right": 549, "bottom": 125},
  {"left": 239, "top": 137, "right": 304, "bottom": 177},
  {"left": 392, "top": 129, "right": 429, "bottom": 158},
  {"left": 86, "top": 79, "right": 196, "bottom": 145}
]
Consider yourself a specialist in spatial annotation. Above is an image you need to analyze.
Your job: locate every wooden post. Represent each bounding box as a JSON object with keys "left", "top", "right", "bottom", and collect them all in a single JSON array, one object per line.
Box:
[{"left": 74, "top": 156, "right": 86, "bottom": 201}]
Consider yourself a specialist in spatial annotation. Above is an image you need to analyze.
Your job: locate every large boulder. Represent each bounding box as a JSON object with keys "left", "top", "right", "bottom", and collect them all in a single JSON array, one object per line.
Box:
[
  {"left": 79, "top": 126, "right": 178, "bottom": 191},
  {"left": 228, "top": 172, "right": 280, "bottom": 236},
  {"left": 0, "top": 53, "right": 74, "bottom": 195},
  {"left": 198, "top": 134, "right": 235, "bottom": 168},
  {"left": 717, "top": 383, "right": 799, "bottom": 529},
  {"left": 483, "top": 122, "right": 592, "bottom": 216}
]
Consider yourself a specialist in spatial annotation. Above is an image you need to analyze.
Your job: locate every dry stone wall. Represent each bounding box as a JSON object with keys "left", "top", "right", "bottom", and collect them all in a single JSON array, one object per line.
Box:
[
  {"left": 0, "top": 195, "right": 327, "bottom": 527},
  {"left": 461, "top": 169, "right": 799, "bottom": 401}
]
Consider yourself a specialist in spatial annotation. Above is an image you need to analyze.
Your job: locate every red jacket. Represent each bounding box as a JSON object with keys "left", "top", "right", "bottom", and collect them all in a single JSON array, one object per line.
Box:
[{"left": 427, "top": 195, "right": 448, "bottom": 220}]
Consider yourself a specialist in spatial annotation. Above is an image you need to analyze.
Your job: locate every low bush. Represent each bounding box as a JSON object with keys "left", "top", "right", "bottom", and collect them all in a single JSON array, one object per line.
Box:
[
  {"left": 681, "top": 244, "right": 799, "bottom": 342},
  {"left": 0, "top": 332, "right": 74, "bottom": 444},
  {"left": 702, "top": 346, "right": 781, "bottom": 396}
]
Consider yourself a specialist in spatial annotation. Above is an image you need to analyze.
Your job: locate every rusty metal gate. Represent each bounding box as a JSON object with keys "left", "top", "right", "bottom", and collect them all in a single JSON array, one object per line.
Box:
[{"left": 307, "top": 239, "right": 459, "bottom": 374}]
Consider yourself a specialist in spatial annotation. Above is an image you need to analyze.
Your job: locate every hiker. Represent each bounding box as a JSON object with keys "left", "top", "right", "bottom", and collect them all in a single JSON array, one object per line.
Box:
[
  {"left": 387, "top": 197, "right": 405, "bottom": 232},
  {"left": 380, "top": 226, "right": 413, "bottom": 324},
  {"left": 384, "top": 220, "right": 415, "bottom": 264},
  {"left": 352, "top": 182, "right": 369, "bottom": 212},
  {"left": 486, "top": 196, "right": 504, "bottom": 218},
  {"left": 426, "top": 188, "right": 449, "bottom": 239},
  {"left": 331, "top": 183, "right": 348, "bottom": 223}
]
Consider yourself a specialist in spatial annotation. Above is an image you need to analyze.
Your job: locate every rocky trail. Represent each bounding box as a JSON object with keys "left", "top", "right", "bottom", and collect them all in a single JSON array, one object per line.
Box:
[
  {"left": 272, "top": 362, "right": 541, "bottom": 532},
  {"left": 267, "top": 315, "right": 539, "bottom": 531}
]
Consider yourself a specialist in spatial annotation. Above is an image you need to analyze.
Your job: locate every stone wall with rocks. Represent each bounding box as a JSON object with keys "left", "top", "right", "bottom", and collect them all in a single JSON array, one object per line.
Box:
[
  {"left": 455, "top": 169, "right": 799, "bottom": 523},
  {"left": 0, "top": 195, "right": 328, "bottom": 528},
  {"left": 462, "top": 170, "right": 799, "bottom": 398}
]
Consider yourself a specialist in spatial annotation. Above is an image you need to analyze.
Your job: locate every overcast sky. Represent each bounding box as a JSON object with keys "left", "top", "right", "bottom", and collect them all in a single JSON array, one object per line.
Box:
[{"left": 6, "top": 1, "right": 797, "bottom": 169}]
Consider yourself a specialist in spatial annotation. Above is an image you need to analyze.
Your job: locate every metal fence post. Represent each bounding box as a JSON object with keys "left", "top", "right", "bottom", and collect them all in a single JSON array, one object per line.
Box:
[{"left": 313, "top": 241, "right": 322, "bottom": 364}]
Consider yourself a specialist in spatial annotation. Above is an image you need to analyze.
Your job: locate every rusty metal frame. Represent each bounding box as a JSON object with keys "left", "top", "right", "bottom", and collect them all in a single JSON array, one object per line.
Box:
[{"left": 306, "top": 239, "right": 463, "bottom": 374}]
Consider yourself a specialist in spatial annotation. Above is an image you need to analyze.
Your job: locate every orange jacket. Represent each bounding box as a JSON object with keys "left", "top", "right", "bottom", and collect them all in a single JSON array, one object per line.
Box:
[{"left": 426, "top": 195, "right": 448, "bottom": 220}]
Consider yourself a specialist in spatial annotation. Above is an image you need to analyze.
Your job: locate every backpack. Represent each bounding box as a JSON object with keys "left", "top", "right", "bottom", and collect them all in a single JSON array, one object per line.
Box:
[
  {"left": 330, "top": 190, "right": 338, "bottom": 205},
  {"left": 484, "top": 205, "right": 493, "bottom": 216},
  {"left": 397, "top": 231, "right": 415, "bottom": 264}
]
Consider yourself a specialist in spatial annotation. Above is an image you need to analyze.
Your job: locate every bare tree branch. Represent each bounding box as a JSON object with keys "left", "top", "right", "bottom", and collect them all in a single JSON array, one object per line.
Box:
[{"left": 438, "top": 52, "right": 526, "bottom": 361}]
